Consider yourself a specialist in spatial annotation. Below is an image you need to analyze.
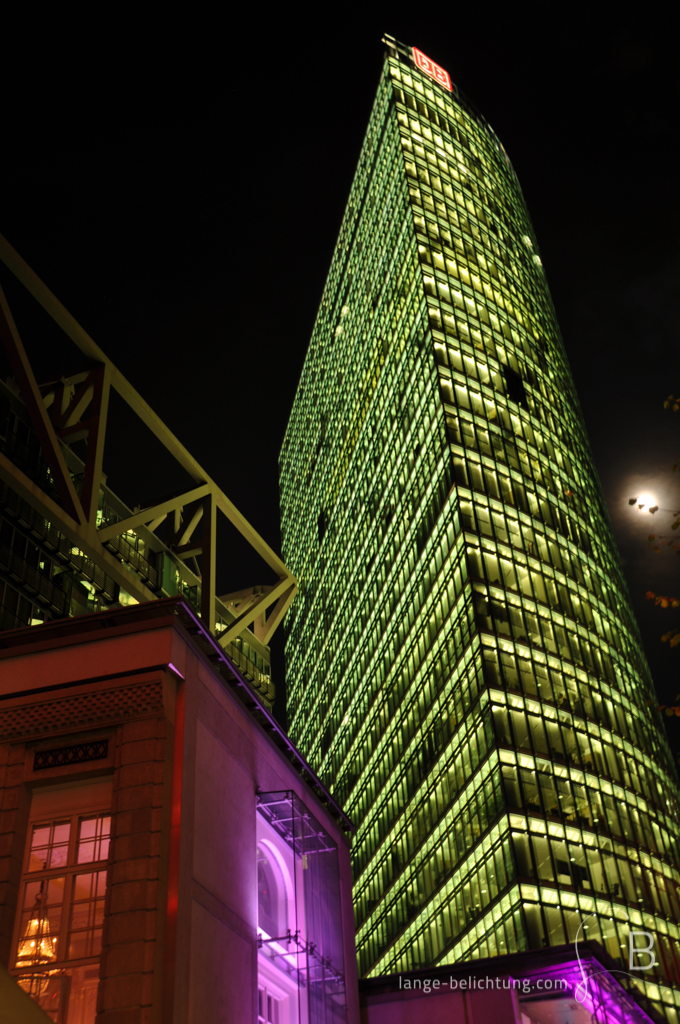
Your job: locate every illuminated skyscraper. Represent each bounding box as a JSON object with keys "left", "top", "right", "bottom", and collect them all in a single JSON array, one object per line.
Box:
[{"left": 279, "top": 36, "right": 680, "bottom": 1020}]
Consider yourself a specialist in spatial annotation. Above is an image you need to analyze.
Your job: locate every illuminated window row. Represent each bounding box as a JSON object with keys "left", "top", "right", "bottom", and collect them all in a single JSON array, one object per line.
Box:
[
  {"left": 381, "top": 862, "right": 680, "bottom": 1012},
  {"left": 306, "top": 488, "right": 457, "bottom": 766},
  {"left": 357, "top": 728, "right": 680, "bottom": 969},
  {"left": 456, "top": 458, "right": 624, "bottom": 611},
  {"left": 327, "top": 520, "right": 468, "bottom": 764},
  {"left": 451, "top": 444, "right": 638, "bottom": 637},
  {"left": 416, "top": 211, "right": 544, "bottom": 307},
  {"left": 510, "top": 804, "right": 679, "bottom": 905},
  {"left": 358, "top": 712, "right": 675, "bottom": 974},
  {"left": 405, "top": 172, "right": 541, "bottom": 309},
  {"left": 303, "top": 339, "right": 433, "bottom": 577},
  {"left": 425, "top": 285, "right": 574, "bottom": 422},
  {"left": 409, "top": 189, "right": 539, "bottom": 335},
  {"left": 280, "top": 235, "right": 417, "bottom": 540},
  {"left": 328, "top": 549, "right": 471, "bottom": 805},
  {"left": 357, "top": 822, "right": 515, "bottom": 975},
  {"left": 283, "top": 114, "right": 402, "bottom": 431},
  {"left": 482, "top": 644, "right": 675, "bottom": 814},
  {"left": 353, "top": 701, "right": 680, "bottom": 946},
  {"left": 288, "top": 444, "right": 452, "bottom": 741},
  {"left": 441, "top": 359, "right": 593, "bottom": 490},
  {"left": 356, "top": 736, "right": 680, "bottom": 962},
  {"left": 395, "top": 108, "right": 520, "bottom": 229},
  {"left": 373, "top": 853, "right": 525, "bottom": 977},
  {"left": 348, "top": 660, "right": 486, "bottom": 855},
  {"left": 436, "top": 338, "right": 588, "bottom": 462},
  {"left": 491, "top": 670, "right": 671, "bottom": 798},
  {"left": 356, "top": 767, "right": 507, "bottom": 950},
  {"left": 358, "top": 812, "right": 515, "bottom": 949},
  {"left": 421, "top": 259, "right": 570, "bottom": 401},
  {"left": 398, "top": 124, "right": 543, "bottom": 310},
  {"left": 462, "top": 512, "right": 623, "bottom": 643},
  {"left": 500, "top": 757, "right": 678, "bottom": 862},
  {"left": 284, "top": 219, "right": 412, "bottom": 512},
  {"left": 432, "top": 318, "right": 580, "bottom": 451},
  {"left": 469, "top": 554, "right": 637, "bottom": 685},
  {"left": 469, "top": 537, "right": 651, "bottom": 708},
  {"left": 422, "top": 259, "right": 567, "bottom": 392},
  {"left": 309, "top": 440, "right": 452, "bottom": 698},
  {"left": 457, "top": 480, "right": 622, "bottom": 620},
  {"left": 351, "top": 672, "right": 491, "bottom": 883},
  {"left": 353, "top": 752, "right": 503, "bottom": 919},
  {"left": 419, "top": 231, "right": 542, "bottom": 311},
  {"left": 286, "top": 349, "right": 443, "bottom": 722},
  {"left": 465, "top": 521, "right": 638, "bottom": 676},
  {"left": 315, "top": 524, "right": 464, "bottom": 770},
  {"left": 522, "top": 897, "right": 680, "bottom": 1020},
  {"left": 441, "top": 376, "right": 598, "bottom": 513}
]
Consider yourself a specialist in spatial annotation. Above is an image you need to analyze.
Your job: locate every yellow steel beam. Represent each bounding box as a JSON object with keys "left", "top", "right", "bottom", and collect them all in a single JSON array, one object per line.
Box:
[
  {"left": 0, "top": 284, "right": 85, "bottom": 525},
  {"left": 97, "top": 484, "right": 212, "bottom": 543},
  {"left": 200, "top": 493, "right": 216, "bottom": 634},
  {"left": 177, "top": 504, "right": 204, "bottom": 547},
  {"left": 80, "top": 364, "right": 110, "bottom": 525},
  {"left": 217, "top": 576, "right": 292, "bottom": 648},
  {"left": 260, "top": 583, "right": 298, "bottom": 645}
]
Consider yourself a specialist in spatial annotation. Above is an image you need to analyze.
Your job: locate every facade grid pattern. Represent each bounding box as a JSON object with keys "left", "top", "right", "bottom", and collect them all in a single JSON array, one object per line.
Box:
[{"left": 279, "top": 48, "right": 680, "bottom": 1021}]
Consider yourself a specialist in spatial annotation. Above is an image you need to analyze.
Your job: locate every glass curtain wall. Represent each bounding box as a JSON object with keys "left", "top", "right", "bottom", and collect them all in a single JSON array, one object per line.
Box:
[
  {"left": 257, "top": 792, "right": 347, "bottom": 1024},
  {"left": 279, "top": 43, "right": 680, "bottom": 1022}
]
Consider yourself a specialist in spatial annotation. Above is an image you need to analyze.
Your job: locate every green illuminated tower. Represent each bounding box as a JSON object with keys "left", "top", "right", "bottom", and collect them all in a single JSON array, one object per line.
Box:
[{"left": 279, "top": 36, "right": 680, "bottom": 1019}]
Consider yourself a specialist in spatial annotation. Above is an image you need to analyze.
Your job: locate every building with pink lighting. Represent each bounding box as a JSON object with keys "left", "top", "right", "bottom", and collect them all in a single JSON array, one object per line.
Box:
[{"left": 0, "top": 598, "right": 359, "bottom": 1023}]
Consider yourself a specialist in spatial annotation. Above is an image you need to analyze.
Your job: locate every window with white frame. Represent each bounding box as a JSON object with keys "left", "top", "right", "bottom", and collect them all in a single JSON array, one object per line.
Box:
[
  {"left": 258, "top": 983, "right": 282, "bottom": 1024},
  {"left": 12, "top": 779, "right": 113, "bottom": 1024}
]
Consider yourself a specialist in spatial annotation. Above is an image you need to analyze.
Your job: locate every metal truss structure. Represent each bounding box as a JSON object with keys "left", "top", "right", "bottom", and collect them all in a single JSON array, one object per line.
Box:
[{"left": 0, "top": 232, "right": 296, "bottom": 647}]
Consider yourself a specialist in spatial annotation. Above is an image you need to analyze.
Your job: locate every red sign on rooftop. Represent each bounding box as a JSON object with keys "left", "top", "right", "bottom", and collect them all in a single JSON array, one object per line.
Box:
[{"left": 412, "top": 47, "right": 452, "bottom": 91}]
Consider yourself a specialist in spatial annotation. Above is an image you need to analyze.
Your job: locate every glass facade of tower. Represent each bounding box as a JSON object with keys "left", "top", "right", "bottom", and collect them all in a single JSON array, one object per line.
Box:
[{"left": 279, "top": 41, "right": 680, "bottom": 1021}]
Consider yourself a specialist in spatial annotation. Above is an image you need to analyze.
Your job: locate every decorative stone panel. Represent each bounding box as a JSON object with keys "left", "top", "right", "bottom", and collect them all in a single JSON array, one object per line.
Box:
[{"left": 0, "top": 681, "right": 164, "bottom": 741}]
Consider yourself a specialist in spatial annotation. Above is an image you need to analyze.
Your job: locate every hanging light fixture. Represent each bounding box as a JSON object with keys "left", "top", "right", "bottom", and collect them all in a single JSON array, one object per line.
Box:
[{"left": 16, "top": 882, "right": 58, "bottom": 997}]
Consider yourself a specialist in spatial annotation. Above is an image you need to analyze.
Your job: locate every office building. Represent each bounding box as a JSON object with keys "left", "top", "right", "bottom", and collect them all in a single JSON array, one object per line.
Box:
[{"left": 279, "top": 36, "right": 680, "bottom": 1021}]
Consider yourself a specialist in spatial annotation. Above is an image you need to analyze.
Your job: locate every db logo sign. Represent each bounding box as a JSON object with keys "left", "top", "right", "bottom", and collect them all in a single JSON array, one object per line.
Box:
[
  {"left": 412, "top": 48, "right": 453, "bottom": 92},
  {"left": 628, "top": 931, "right": 658, "bottom": 971}
]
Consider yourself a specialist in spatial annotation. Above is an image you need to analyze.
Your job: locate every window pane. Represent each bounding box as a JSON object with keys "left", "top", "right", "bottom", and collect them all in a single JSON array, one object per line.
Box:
[
  {"left": 30, "top": 826, "right": 50, "bottom": 851},
  {"left": 68, "top": 870, "right": 107, "bottom": 959},
  {"left": 53, "top": 823, "right": 70, "bottom": 845},
  {"left": 28, "top": 821, "right": 71, "bottom": 872},
  {"left": 76, "top": 815, "right": 111, "bottom": 864},
  {"left": 79, "top": 819, "right": 97, "bottom": 841}
]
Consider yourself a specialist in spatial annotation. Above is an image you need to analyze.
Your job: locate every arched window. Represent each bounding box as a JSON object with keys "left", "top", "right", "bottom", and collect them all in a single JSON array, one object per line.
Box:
[{"left": 257, "top": 845, "right": 285, "bottom": 938}]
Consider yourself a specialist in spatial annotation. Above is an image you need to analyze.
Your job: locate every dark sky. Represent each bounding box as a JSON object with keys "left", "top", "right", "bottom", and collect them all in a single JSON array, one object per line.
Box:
[{"left": 1, "top": 15, "right": 678, "bottom": 731}]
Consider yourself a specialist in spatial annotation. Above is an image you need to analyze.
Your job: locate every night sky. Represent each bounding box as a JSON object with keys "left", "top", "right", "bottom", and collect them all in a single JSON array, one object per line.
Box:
[{"left": 1, "top": 16, "right": 678, "bottom": 739}]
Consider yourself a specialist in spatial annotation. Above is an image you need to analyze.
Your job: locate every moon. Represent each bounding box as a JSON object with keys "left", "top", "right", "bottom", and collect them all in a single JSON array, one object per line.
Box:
[{"left": 637, "top": 492, "right": 657, "bottom": 508}]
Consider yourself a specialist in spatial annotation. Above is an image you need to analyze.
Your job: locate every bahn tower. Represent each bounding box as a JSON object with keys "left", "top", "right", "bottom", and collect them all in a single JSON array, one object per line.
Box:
[{"left": 279, "top": 35, "right": 680, "bottom": 1021}]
